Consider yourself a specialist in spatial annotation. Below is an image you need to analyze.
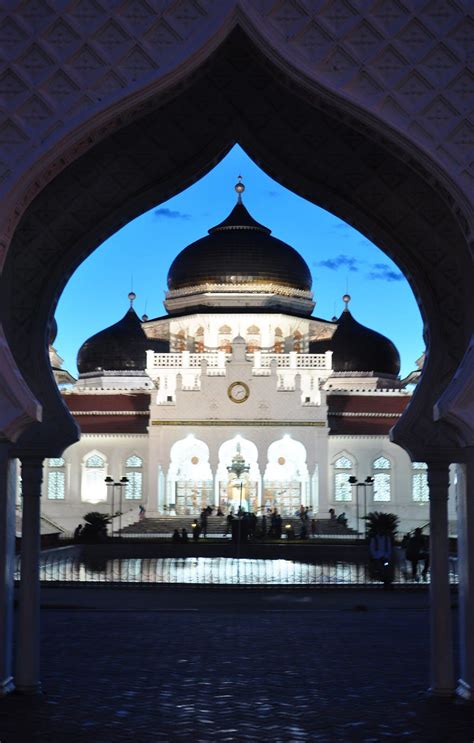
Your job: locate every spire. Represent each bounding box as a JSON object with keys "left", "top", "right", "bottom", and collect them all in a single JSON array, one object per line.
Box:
[
  {"left": 342, "top": 293, "right": 351, "bottom": 312},
  {"left": 128, "top": 291, "right": 136, "bottom": 308},
  {"left": 235, "top": 175, "right": 245, "bottom": 204}
]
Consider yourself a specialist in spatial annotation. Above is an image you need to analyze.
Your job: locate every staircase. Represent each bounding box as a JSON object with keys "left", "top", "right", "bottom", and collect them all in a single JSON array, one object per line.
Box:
[{"left": 121, "top": 515, "right": 357, "bottom": 538}]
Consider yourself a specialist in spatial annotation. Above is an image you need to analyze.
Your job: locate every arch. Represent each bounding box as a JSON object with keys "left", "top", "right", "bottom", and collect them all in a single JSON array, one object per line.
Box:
[
  {"left": 124, "top": 454, "right": 144, "bottom": 501},
  {"left": 412, "top": 461, "right": 429, "bottom": 503},
  {"left": 264, "top": 436, "right": 309, "bottom": 514},
  {"left": 46, "top": 457, "right": 66, "bottom": 501},
  {"left": 81, "top": 450, "right": 107, "bottom": 504},
  {"left": 217, "top": 435, "right": 260, "bottom": 513},
  {"left": 0, "top": 25, "right": 471, "bottom": 463},
  {"left": 168, "top": 435, "right": 213, "bottom": 514}
]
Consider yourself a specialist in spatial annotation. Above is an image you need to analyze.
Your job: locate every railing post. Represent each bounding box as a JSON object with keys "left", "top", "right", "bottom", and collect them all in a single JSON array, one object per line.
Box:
[
  {"left": 15, "top": 455, "right": 43, "bottom": 694},
  {"left": 0, "top": 445, "right": 15, "bottom": 695},
  {"left": 427, "top": 461, "right": 455, "bottom": 696}
]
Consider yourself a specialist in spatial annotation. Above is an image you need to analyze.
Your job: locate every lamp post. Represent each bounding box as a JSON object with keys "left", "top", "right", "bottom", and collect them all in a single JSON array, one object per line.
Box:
[
  {"left": 348, "top": 476, "right": 374, "bottom": 538},
  {"left": 104, "top": 476, "right": 129, "bottom": 537},
  {"left": 227, "top": 444, "right": 250, "bottom": 548}
]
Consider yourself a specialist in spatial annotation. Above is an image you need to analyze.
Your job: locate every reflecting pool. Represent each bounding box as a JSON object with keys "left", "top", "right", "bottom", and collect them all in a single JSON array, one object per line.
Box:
[{"left": 15, "top": 555, "right": 459, "bottom": 585}]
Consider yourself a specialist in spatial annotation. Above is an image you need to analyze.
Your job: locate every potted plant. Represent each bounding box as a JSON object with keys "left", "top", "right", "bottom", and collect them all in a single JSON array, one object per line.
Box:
[{"left": 80, "top": 511, "right": 111, "bottom": 543}]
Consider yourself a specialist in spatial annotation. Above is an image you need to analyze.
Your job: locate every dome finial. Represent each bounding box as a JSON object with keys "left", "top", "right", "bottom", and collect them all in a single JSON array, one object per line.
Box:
[
  {"left": 342, "top": 293, "right": 351, "bottom": 311},
  {"left": 128, "top": 291, "right": 136, "bottom": 307},
  {"left": 235, "top": 175, "right": 245, "bottom": 203}
]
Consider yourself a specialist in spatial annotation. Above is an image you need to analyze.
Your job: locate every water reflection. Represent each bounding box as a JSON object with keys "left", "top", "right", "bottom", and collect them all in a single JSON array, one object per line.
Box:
[{"left": 14, "top": 556, "right": 459, "bottom": 585}]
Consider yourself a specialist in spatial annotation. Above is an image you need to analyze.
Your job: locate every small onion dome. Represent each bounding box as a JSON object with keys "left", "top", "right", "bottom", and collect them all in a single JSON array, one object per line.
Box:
[
  {"left": 49, "top": 316, "right": 58, "bottom": 346},
  {"left": 167, "top": 198, "right": 312, "bottom": 292},
  {"left": 77, "top": 306, "right": 168, "bottom": 375},
  {"left": 310, "top": 302, "right": 400, "bottom": 376}
]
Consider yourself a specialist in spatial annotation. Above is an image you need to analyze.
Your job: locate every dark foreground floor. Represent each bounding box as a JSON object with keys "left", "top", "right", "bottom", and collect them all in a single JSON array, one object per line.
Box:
[{"left": 0, "top": 588, "right": 473, "bottom": 742}]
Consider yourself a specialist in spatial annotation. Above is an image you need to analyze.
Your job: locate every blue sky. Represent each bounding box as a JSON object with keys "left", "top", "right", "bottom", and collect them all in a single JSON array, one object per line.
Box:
[{"left": 55, "top": 144, "right": 423, "bottom": 379}]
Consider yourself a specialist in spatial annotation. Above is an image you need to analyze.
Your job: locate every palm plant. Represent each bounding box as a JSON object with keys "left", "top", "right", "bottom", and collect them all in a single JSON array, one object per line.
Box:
[
  {"left": 80, "top": 511, "right": 111, "bottom": 542},
  {"left": 364, "top": 511, "right": 399, "bottom": 538}
]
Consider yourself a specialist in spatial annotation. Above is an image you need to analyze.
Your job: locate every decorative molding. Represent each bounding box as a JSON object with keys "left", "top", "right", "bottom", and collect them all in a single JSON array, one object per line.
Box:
[{"left": 151, "top": 420, "right": 327, "bottom": 426}]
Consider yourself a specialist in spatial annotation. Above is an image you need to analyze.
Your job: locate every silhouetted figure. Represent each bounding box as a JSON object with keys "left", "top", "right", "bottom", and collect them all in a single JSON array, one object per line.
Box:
[
  {"left": 139, "top": 505, "right": 146, "bottom": 521},
  {"left": 172, "top": 528, "right": 181, "bottom": 543},
  {"left": 329, "top": 508, "right": 337, "bottom": 521},
  {"left": 224, "top": 513, "right": 234, "bottom": 536},
  {"left": 337, "top": 512, "right": 347, "bottom": 528},
  {"left": 192, "top": 521, "right": 201, "bottom": 541},
  {"left": 261, "top": 514, "right": 267, "bottom": 537},
  {"left": 181, "top": 528, "right": 189, "bottom": 543},
  {"left": 275, "top": 513, "right": 282, "bottom": 539},
  {"left": 311, "top": 518, "right": 318, "bottom": 536},
  {"left": 200, "top": 509, "right": 208, "bottom": 537},
  {"left": 369, "top": 532, "right": 394, "bottom": 589},
  {"left": 406, "top": 528, "right": 429, "bottom": 581},
  {"left": 217, "top": 507, "right": 224, "bottom": 516},
  {"left": 73, "top": 524, "right": 83, "bottom": 540}
]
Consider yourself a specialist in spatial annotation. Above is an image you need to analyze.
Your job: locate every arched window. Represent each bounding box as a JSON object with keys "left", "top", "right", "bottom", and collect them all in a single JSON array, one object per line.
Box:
[
  {"left": 218, "top": 324, "right": 232, "bottom": 352},
  {"left": 373, "top": 456, "right": 391, "bottom": 502},
  {"left": 125, "top": 455, "right": 143, "bottom": 500},
  {"left": 412, "top": 462, "right": 429, "bottom": 502},
  {"left": 81, "top": 452, "right": 107, "bottom": 503},
  {"left": 334, "top": 456, "right": 353, "bottom": 502},
  {"left": 274, "top": 327, "right": 283, "bottom": 354},
  {"left": 246, "top": 325, "right": 261, "bottom": 352},
  {"left": 175, "top": 330, "right": 186, "bottom": 352},
  {"left": 194, "top": 326, "right": 204, "bottom": 353},
  {"left": 47, "top": 457, "right": 65, "bottom": 500},
  {"left": 293, "top": 330, "right": 302, "bottom": 352}
]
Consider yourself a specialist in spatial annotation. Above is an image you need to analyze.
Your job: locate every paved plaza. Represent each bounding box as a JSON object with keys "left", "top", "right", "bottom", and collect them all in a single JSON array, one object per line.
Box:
[{"left": 0, "top": 587, "right": 473, "bottom": 742}]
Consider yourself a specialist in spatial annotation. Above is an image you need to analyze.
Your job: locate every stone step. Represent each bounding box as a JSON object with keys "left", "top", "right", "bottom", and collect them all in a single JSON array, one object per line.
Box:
[{"left": 121, "top": 516, "right": 357, "bottom": 536}]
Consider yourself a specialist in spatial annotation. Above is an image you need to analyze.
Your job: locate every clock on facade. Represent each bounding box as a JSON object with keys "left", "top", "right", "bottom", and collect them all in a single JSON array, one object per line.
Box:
[{"left": 227, "top": 381, "right": 250, "bottom": 403}]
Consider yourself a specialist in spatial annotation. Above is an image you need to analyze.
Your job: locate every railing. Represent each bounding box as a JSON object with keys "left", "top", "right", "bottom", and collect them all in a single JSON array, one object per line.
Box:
[
  {"left": 146, "top": 351, "right": 331, "bottom": 372},
  {"left": 15, "top": 553, "right": 459, "bottom": 586}
]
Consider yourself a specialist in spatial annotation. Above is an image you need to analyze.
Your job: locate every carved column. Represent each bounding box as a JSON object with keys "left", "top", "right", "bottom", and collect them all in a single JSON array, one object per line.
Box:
[
  {"left": 15, "top": 456, "right": 43, "bottom": 694},
  {"left": 0, "top": 444, "right": 15, "bottom": 695},
  {"left": 427, "top": 461, "right": 455, "bottom": 696},
  {"left": 456, "top": 452, "right": 474, "bottom": 700}
]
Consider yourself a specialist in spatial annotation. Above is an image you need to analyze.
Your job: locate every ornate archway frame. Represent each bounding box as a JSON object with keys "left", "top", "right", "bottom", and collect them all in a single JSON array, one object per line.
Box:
[{"left": 0, "top": 7, "right": 472, "bottom": 462}]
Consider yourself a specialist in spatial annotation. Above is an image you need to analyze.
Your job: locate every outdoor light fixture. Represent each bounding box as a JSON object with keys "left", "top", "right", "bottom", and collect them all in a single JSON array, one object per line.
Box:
[
  {"left": 348, "top": 475, "right": 374, "bottom": 538},
  {"left": 104, "top": 475, "right": 129, "bottom": 537}
]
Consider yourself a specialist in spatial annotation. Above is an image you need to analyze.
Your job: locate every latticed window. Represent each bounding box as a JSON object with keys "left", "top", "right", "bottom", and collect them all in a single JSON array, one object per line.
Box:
[
  {"left": 125, "top": 455, "right": 143, "bottom": 499},
  {"left": 412, "top": 462, "right": 429, "bottom": 502},
  {"left": 47, "top": 458, "right": 65, "bottom": 499},
  {"left": 334, "top": 456, "right": 353, "bottom": 502},
  {"left": 126, "top": 455, "right": 142, "bottom": 468},
  {"left": 48, "top": 471, "right": 65, "bottom": 500},
  {"left": 373, "top": 457, "right": 391, "bottom": 502},
  {"left": 86, "top": 454, "right": 104, "bottom": 468},
  {"left": 125, "top": 472, "right": 143, "bottom": 500}
]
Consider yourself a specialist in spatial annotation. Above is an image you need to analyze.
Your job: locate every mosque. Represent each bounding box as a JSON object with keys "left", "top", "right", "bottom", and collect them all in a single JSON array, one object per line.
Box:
[{"left": 46, "top": 181, "right": 455, "bottom": 533}]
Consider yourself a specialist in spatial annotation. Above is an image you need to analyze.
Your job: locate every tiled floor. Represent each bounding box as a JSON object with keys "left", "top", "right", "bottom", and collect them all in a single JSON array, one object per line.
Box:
[{"left": 0, "top": 588, "right": 473, "bottom": 742}]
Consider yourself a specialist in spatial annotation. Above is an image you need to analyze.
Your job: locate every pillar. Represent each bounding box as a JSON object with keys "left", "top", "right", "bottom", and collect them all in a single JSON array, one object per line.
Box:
[
  {"left": 427, "top": 461, "right": 455, "bottom": 696},
  {"left": 0, "top": 445, "right": 15, "bottom": 695},
  {"left": 456, "top": 453, "right": 474, "bottom": 700},
  {"left": 15, "top": 456, "right": 43, "bottom": 694}
]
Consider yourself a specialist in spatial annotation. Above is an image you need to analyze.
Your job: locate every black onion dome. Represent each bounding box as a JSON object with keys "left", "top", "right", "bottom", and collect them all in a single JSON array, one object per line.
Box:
[
  {"left": 167, "top": 201, "right": 312, "bottom": 291},
  {"left": 77, "top": 306, "right": 168, "bottom": 374},
  {"left": 310, "top": 308, "right": 400, "bottom": 376}
]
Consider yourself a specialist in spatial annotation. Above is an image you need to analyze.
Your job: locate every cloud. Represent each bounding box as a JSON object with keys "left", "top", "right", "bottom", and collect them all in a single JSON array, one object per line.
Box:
[
  {"left": 318, "top": 254, "right": 360, "bottom": 272},
  {"left": 154, "top": 208, "right": 191, "bottom": 220},
  {"left": 366, "top": 263, "right": 403, "bottom": 282}
]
